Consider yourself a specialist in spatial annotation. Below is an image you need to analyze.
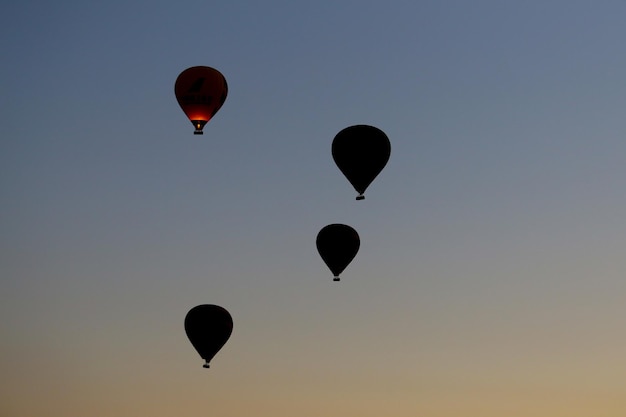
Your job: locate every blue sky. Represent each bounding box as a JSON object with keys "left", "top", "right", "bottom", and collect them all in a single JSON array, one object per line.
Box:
[{"left": 3, "top": 1, "right": 626, "bottom": 416}]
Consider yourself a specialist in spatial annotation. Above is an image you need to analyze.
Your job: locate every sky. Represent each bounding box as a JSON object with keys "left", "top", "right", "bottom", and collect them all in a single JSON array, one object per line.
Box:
[{"left": 2, "top": 1, "right": 626, "bottom": 416}]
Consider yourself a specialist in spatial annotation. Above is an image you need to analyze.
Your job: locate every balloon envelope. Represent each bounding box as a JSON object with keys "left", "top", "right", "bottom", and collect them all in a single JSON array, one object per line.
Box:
[
  {"left": 175, "top": 66, "right": 228, "bottom": 134},
  {"left": 316, "top": 224, "right": 360, "bottom": 281},
  {"left": 185, "top": 304, "right": 233, "bottom": 368},
  {"left": 332, "top": 125, "right": 391, "bottom": 200}
]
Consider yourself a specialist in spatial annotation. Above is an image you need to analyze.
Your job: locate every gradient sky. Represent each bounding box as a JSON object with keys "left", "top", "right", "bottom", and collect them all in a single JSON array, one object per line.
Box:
[{"left": 2, "top": 1, "right": 626, "bottom": 416}]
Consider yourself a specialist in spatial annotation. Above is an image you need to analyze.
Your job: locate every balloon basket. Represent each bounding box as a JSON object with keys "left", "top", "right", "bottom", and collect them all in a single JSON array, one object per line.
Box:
[
  {"left": 191, "top": 119, "right": 208, "bottom": 134},
  {"left": 203, "top": 363, "right": 210, "bottom": 369},
  {"left": 356, "top": 195, "right": 365, "bottom": 200},
  {"left": 333, "top": 277, "right": 340, "bottom": 282}
]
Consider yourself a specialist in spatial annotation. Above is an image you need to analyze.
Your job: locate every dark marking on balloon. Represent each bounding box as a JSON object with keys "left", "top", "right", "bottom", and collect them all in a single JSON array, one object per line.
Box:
[
  {"left": 180, "top": 94, "right": 214, "bottom": 105},
  {"left": 188, "top": 77, "right": 205, "bottom": 92}
]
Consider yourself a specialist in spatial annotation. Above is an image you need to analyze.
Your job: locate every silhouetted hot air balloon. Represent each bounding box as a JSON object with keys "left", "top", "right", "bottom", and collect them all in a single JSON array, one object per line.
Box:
[
  {"left": 185, "top": 304, "right": 233, "bottom": 368},
  {"left": 175, "top": 66, "right": 228, "bottom": 134},
  {"left": 332, "top": 125, "right": 391, "bottom": 200},
  {"left": 316, "top": 224, "right": 360, "bottom": 281}
]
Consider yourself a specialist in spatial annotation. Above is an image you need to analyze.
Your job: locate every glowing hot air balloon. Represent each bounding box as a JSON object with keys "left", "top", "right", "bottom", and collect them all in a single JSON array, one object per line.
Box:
[
  {"left": 175, "top": 66, "right": 228, "bottom": 134},
  {"left": 316, "top": 224, "right": 360, "bottom": 281},
  {"left": 332, "top": 125, "right": 391, "bottom": 200},
  {"left": 185, "top": 304, "right": 233, "bottom": 368}
]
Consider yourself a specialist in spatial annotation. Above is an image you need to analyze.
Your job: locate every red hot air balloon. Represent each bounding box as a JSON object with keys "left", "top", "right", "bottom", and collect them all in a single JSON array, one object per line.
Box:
[
  {"left": 316, "top": 224, "right": 360, "bottom": 281},
  {"left": 185, "top": 304, "right": 233, "bottom": 368},
  {"left": 332, "top": 125, "right": 391, "bottom": 200},
  {"left": 175, "top": 66, "right": 228, "bottom": 134}
]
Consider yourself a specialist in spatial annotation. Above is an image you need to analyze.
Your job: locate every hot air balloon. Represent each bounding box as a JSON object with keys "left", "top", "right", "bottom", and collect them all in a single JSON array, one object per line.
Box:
[
  {"left": 316, "top": 224, "right": 360, "bottom": 281},
  {"left": 332, "top": 125, "right": 391, "bottom": 200},
  {"left": 175, "top": 66, "right": 228, "bottom": 134},
  {"left": 185, "top": 304, "right": 233, "bottom": 368}
]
